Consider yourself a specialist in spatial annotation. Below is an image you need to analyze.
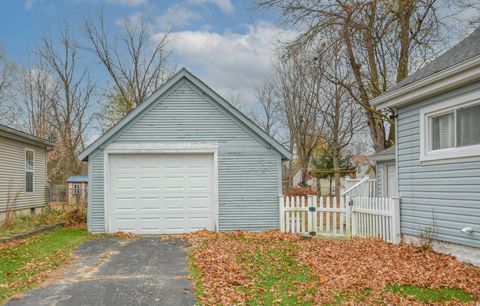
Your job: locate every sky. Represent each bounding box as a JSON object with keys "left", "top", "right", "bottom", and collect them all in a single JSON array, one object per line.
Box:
[
  {"left": 0, "top": 0, "right": 296, "bottom": 110},
  {"left": 0, "top": 0, "right": 478, "bottom": 145}
]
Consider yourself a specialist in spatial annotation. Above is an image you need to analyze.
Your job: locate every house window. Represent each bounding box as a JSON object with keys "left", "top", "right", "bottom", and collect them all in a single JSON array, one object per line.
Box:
[
  {"left": 73, "top": 183, "right": 81, "bottom": 195},
  {"left": 431, "top": 112, "right": 455, "bottom": 150},
  {"left": 25, "top": 149, "right": 34, "bottom": 193},
  {"left": 457, "top": 103, "right": 480, "bottom": 147},
  {"left": 421, "top": 98, "right": 480, "bottom": 162}
]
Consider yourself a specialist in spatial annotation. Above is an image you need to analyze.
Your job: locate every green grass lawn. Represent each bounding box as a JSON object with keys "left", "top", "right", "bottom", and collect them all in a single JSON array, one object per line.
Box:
[
  {"left": 237, "top": 239, "right": 316, "bottom": 305},
  {"left": 0, "top": 227, "right": 91, "bottom": 304},
  {"left": 389, "top": 284, "right": 473, "bottom": 303}
]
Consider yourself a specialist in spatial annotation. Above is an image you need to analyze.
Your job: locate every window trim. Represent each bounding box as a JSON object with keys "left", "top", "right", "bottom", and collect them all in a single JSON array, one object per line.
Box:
[
  {"left": 25, "top": 148, "right": 35, "bottom": 193},
  {"left": 420, "top": 92, "right": 480, "bottom": 163}
]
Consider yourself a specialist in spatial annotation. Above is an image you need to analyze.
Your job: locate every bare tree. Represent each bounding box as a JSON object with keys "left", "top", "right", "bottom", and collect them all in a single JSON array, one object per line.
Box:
[
  {"left": 273, "top": 52, "right": 325, "bottom": 187},
  {"left": 16, "top": 64, "right": 57, "bottom": 140},
  {"left": 254, "top": 81, "right": 282, "bottom": 138},
  {"left": 0, "top": 44, "right": 16, "bottom": 119},
  {"left": 317, "top": 50, "right": 365, "bottom": 198},
  {"left": 226, "top": 93, "right": 248, "bottom": 113},
  {"left": 254, "top": 0, "right": 442, "bottom": 152},
  {"left": 37, "top": 22, "right": 95, "bottom": 184},
  {"left": 83, "top": 12, "right": 173, "bottom": 128}
]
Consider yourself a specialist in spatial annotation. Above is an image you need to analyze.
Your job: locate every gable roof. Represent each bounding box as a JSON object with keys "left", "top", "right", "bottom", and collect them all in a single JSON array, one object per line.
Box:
[
  {"left": 370, "top": 146, "right": 395, "bottom": 162},
  {"left": 372, "top": 27, "right": 480, "bottom": 108},
  {"left": 79, "top": 68, "right": 292, "bottom": 161},
  {"left": 0, "top": 124, "right": 55, "bottom": 147}
]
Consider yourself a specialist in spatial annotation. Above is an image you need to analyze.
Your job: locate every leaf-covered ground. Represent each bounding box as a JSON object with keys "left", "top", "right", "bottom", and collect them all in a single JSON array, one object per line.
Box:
[
  {"left": 0, "top": 205, "right": 87, "bottom": 239},
  {"left": 0, "top": 227, "right": 91, "bottom": 303},
  {"left": 185, "top": 231, "right": 480, "bottom": 305}
]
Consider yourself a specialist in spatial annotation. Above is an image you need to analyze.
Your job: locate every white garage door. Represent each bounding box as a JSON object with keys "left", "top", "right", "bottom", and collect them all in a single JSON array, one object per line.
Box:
[{"left": 108, "top": 153, "right": 215, "bottom": 234}]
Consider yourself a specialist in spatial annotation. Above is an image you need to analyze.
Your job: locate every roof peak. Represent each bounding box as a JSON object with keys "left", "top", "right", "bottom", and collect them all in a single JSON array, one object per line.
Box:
[{"left": 78, "top": 68, "right": 292, "bottom": 161}]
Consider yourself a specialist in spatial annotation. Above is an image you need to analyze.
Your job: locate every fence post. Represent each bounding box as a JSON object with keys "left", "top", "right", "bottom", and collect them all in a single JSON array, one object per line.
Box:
[
  {"left": 391, "top": 197, "right": 401, "bottom": 244},
  {"left": 279, "top": 195, "right": 285, "bottom": 232},
  {"left": 345, "top": 196, "right": 351, "bottom": 238},
  {"left": 307, "top": 196, "right": 312, "bottom": 234},
  {"left": 309, "top": 195, "right": 317, "bottom": 236},
  {"left": 350, "top": 196, "right": 357, "bottom": 237}
]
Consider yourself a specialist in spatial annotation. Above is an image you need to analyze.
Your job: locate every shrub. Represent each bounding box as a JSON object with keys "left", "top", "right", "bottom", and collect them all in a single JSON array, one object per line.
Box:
[
  {"left": 63, "top": 204, "right": 87, "bottom": 226},
  {"left": 0, "top": 204, "right": 87, "bottom": 237},
  {"left": 285, "top": 187, "right": 317, "bottom": 197}
]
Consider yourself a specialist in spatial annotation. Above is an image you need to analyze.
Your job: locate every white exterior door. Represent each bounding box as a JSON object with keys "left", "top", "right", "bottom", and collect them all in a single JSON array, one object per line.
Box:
[
  {"left": 385, "top": 163, "right": 397, "bottom": 197},
  {"left": 108, "top": 153, "right": 215, "bottom": 234}
]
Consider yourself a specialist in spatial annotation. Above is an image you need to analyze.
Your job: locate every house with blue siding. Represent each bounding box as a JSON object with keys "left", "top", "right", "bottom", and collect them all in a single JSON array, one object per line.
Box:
[
  {"left": 371, "top": 28, "right": 480, "bottom": 264},
  {"left": 79, "top": 68, "right": 291, "bottom": 234}
]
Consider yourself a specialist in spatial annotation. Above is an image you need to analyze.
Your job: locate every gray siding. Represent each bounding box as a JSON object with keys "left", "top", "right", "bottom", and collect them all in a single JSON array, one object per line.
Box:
[
  {"left": 376, "top": 161, "right": 384, "bottom": 197},
  {"left": 88, "top": 150, "right": 105, "bottom": 232},
  {"left": 397, "top": 81, "right": 480, "bottom": 248},
  {"left": 88, "top": 79, "right": 281, "bottom": 232},
  {"left": 0, "top": 136, "right": 47, "bottom": 212}
]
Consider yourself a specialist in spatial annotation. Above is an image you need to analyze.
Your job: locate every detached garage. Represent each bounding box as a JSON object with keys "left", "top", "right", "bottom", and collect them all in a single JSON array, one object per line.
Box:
[{"left": 79, "top": 68, "right": 291, "bottom": 234}]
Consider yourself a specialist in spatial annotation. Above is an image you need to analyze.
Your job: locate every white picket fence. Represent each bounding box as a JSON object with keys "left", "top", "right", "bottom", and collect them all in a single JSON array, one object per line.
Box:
[
  {"left": 279, "top": 195, "right": 400, "bottom": 243},
  {"left": 344, "top": 177, "right": 377, "bottom": 197}
]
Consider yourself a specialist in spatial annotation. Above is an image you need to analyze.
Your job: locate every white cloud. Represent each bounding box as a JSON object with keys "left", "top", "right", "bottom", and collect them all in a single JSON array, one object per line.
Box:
[
  {"left": 155, "top": 6, "right": 200, "bottom": 31},
  {"left": 103, "top": 0, "right": 147, "bottom": 7},
  {"left": 187, "top": 0, "right": 234, "bottom": 14},
  {"left": 153, "top": 21, "right": 297, "bottom": 107}
]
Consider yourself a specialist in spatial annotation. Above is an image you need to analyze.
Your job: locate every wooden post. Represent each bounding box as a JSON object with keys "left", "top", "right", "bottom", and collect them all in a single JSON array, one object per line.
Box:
[
  {"left": 392, "top": 197, "right": 401, "bottom": 244},
  {"left": 279, "top": 195, "right": 285, "bottom": 232},
  {"left": 307, "top": 195, "right": 313, "bottom": 234},
  {"left": 311, "top": 195, "right": 318, "bottom": 236}
]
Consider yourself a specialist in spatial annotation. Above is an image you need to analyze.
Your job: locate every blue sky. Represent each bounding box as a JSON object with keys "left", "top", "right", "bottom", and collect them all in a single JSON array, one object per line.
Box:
[
  {"left": 1, "top": 0, "right": 478, "bottom": 144},
  {"left": 0, "top": 0, "right": 294, "bottom": 108}
]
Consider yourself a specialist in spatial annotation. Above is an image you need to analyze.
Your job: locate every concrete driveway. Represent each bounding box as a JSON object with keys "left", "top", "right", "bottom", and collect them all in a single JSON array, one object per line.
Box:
[{"left": 7, "top": 238, "right": 195, "bottom": 306}]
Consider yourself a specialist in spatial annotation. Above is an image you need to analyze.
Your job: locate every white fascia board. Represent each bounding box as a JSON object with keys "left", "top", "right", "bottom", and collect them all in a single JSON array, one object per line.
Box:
[{"left": 372, "top": 56, "right": 480, "bottom": 109}]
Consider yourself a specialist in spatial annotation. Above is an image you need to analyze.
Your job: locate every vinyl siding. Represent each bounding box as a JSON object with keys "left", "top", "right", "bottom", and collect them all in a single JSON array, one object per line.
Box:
[
  {"left": 376, "top": 161, "right": 384, "bottom": 197},
  {"left": 88, "top": 79, "right": 282, "bottom": 232},
  {"left": 0, "top": 136, "right": 47, "bottom": 212},
  {"left": 397, "top": 80, "right": 480, "bottom": 248},
  {"left": 88, "top": 150, "right": 105, "bottom": 232}
]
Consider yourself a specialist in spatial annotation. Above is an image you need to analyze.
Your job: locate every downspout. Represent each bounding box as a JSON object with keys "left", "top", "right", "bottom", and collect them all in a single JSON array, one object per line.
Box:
[
  {"left": 394, "top": 107, "right": 401, "bottom": 240},
  {"left": 395, "top": 108, "right": 399, "bottom": 196}
]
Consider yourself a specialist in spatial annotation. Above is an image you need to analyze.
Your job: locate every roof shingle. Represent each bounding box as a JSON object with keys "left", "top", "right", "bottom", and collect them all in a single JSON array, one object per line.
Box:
[{"left": 387, "top": 27, "right": 480, "bottom": 93}]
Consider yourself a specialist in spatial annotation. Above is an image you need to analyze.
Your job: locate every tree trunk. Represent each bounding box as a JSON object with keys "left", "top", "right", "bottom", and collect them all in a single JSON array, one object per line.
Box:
[
  {"left": 333, "top": 149, "right": 341, "bottom": 200},
  {"left": 329, "top": 178, "right": 333, "bottom": 196}
]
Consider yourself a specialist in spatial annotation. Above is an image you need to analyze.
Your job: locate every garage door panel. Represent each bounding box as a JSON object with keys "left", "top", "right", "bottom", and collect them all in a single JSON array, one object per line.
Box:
[
  {"left": 139, "top": 217, "right": 161, "bottom": 230},
  {"left": 139, "top": 156, "right": 162, "bottom": 169},
  {"left": 164, "top": 176, "right": 186, "bottom": 189},
  {"left": 189, "top": 176, "right": 210, "bottom": 189},
  {"left": 112, "top": 197, "right": 136, "bottom": 213},
  {"left": 108, "top": 153, "right": 215, "bottom": 234},
  {"left": 114, "top": 217, "right": 136, "bottom": 231},
  {"left": 164, "top": 216, "right": 186, "bottom": 232},
  {"left": 138, "top": 197, "right": 162, "bottom": 212},
  {"left": 138, "top": 177, "right": 162, "bottom": 190},
  {"left": 113, "top": 177, "right": 136, "bottom": 191},
  {"left": 164, "top": 196, "right": 186, "bottom": 210},
  {"left": 189, "top": 196, "right": 212, "bottom": 210}
]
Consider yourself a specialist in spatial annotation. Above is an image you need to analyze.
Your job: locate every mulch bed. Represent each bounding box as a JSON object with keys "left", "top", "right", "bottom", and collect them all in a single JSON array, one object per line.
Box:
[{"left": 184, "top": 230, "right": 480, "bottom": 305}]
